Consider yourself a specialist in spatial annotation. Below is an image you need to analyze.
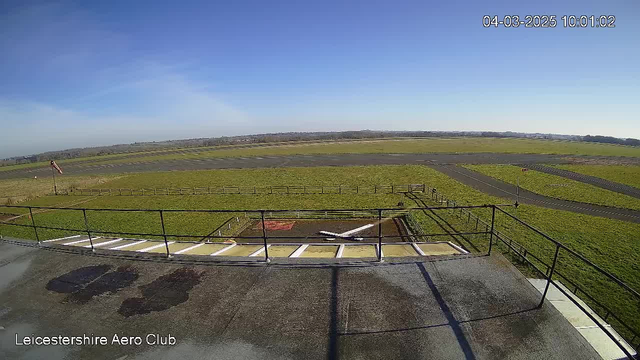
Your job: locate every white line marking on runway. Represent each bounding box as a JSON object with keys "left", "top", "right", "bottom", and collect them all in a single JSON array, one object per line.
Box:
[
  {"left": 110, "top": 240, "right": 147, "bottom": 250},
  {"left": 138, "top": 242, "right": 175, "bottom": 252},
  {"left": 249, "top": 245, "right": 270, "bottom": 257},
  {"left": 64, "top": 237, "right": 101, "bottom": 245},
  {"left": 290, "top": 244, "right": 309, "bottom": 258},
  {"left": 210, "top": 244, "right": 236, "bottom": 256},
  {"left": 84, "top": 238, "right": 123, "bottom": 248},
  {"left": 174, "top": 243, "right": 205, "bottom": 254},
  {"left": 43, "top": 235, "right": 81, "bottom": 243}
]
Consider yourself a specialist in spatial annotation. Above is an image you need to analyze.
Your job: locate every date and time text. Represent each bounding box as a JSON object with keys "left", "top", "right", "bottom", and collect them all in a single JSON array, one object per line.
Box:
[{"left": 483, "top": 15, "right": 616, "bottom": 28}]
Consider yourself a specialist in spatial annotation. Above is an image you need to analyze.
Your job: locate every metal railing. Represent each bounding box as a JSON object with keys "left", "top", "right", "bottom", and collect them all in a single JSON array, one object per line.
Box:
[
  {"left": 0, "top": 203, "right": 497, "bottom": 257},
  {"left": 0, "top": 201, "right": 638, "bottom": 358},
  {"left": 406, "top": 193, "right": 639, "bottom": 359}
]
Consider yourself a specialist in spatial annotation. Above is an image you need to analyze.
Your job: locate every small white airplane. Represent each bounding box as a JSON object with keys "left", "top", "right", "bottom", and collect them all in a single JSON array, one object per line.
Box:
[{"left": 319, "top": 223, "right": 375, "bottom": 241}]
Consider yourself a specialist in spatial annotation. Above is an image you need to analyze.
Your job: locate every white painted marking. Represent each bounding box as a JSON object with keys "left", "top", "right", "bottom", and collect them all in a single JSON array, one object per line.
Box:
[
  {"left": 210, "top": 244, "right": 236, "bottom": 256},
  {"left": 320, "top": 231, "right": 341, "bottom": 237},
  {"left": 341, "top": 224, "right": 375, "bottom": 236},
  {"left": 249, "top": 245, "right": 270, "bottom": 257},
  {"left": 336, "top": 244, "right": 345, "bottom": 258},
  {"left": 84, "top": 238, "right": 123, "bottom": 248},
  {"left": 64, "top": 237, "right": 101, "bottom": 246},
  {"left": 138, "top": 242, "right": 175, "bottom": 253},
  {"left": 412, "top": 243, "right": 426, "bottom": 256},
  {"left": 110, "top": 240, "right": 147, "bottom": 250},
  {"left": 174, "top": 243, "right": 205, "bottom": 254},
  {"left": 448, "top": 242, "right": 469, "bottom": 254},
  {"left": 319, "top": 224, "right": 374, "bottom": 240},
  {"left": 43, "top": 235, "right": 81, "bottom": 243},
  {"left": 290, "top": 244, "right": 309, "bottom": 258}
]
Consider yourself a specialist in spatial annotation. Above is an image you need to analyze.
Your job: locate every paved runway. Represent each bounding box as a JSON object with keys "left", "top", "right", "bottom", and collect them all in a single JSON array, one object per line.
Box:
[
  {"left": 430, "top": 165, "right": 640, "bottom": 223},
  {"left": 522, "top": 164, "right": 640, "bottom": 199},
  {"left": 3, "top": 152, "right": 640, "bottom": 223},
  {"left": 0, "top": 153, "right": 596, "bottom": 179}
]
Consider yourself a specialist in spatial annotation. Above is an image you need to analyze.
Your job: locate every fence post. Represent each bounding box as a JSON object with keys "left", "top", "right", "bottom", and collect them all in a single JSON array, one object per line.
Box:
[
  {"left": 539, "top": 244, "right": 561, "bottom": 308},
  {"left": 159, "top": 210, "right": 170, "bottom": 258},
  {"left": 261, "top": 210, "right": 270, "bottom": 262},
  {"left": 377, "top": 209, "right": 383, "bottom": 262},
  {"left": 82, "top": 209, "right": 94, "bottom": 251},
  {"left": 488, "top": 206, "right": 496, "bottom": 255},
  {"left": 28, "top": 207, "right": 40, "bottom": 244}
]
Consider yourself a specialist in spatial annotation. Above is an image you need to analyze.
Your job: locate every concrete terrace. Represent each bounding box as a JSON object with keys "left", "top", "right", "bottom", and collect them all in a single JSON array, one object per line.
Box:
[{"left": 0, "top": 241, "right": 600, "bottom": 360}]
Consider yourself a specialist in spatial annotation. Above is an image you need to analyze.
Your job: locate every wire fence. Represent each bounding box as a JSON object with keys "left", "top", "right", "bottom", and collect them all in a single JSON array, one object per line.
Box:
[{"left": 60, "top": 184, "right": 428, "bottom": 196}]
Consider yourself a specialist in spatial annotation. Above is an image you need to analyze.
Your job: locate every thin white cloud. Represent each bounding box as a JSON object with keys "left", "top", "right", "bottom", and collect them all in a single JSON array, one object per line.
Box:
[
  {"left": 0, "top": 3, "right": 254, "bottom": 158},
  {"left": 0, "top": 69, "right": 254, "bottom": 158}
]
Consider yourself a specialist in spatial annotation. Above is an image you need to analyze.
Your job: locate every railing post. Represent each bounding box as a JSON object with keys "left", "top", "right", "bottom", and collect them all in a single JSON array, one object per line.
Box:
[
  {"left": 539, "top": 244, "right": 561, "bottom": 308},
  {"left": 28, "top": 207, "right": 40, "bottom": 244},
  {"left": 377, "top": 209, "right": 383, "bottom": 262},
  {"left": 159, "top": 210, "right": 170, "bottom": 258},
  {"left": 261, "top": 210, "right": 270, "bottom": 262},
  {"left": 82, "top": 209, "right": 94, "bottom": 251},
  {"left": 488, "top": 206, "right": 496, "bottom": 255}
]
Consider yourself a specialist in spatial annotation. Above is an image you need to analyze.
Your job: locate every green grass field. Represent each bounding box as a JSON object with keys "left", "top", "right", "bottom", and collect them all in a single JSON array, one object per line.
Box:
[
  {"left": 4, "top": 137, "right": 640, "bottom": 173},
  {"left": 1, "top": 164, "right": 638, "bottom": 343},
  {"left": 0, "top": 174, "right": 122, "bottom": 204},
  {"left": 464, "top": 164, "right": 640, "bottom": 210},
  {"left": 553, "top": 164, "right": 640, "bottom": 190}
]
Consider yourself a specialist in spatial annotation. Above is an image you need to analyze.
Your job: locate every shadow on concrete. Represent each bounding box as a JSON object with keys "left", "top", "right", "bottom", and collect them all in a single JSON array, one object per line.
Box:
[
  {"left": 328, "top": 267, "right": 339, "bottom": 360},
  {"left": 417, "top": 262, "right": 476, "bottom": 360}
]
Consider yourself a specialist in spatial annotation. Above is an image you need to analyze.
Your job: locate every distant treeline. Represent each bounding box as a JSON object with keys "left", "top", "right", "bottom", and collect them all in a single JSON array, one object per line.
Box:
[
  {"left": 582, "top": 135, "right": 640, "bottom": 147},
  {"left": 1, "top": 130, "right": 638, "bottom": 166}
]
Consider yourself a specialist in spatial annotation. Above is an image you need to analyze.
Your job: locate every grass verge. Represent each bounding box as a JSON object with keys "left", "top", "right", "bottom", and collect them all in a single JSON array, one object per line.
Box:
[
  {"left": 552, "top": 164, "right": 640, "bottom": 190},
  {"left": 464, "top": 164, "right": 640, "bottom": 210}
]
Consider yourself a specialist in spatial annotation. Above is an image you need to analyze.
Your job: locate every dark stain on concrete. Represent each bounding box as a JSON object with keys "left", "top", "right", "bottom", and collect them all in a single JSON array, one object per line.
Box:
[
  {"left": 66, "top": 266, "right": 139, "bottom": 304},
  {"left": 118, "top": 268, "right": 202, "bottom": 317},
  {"left": 46, "top": 265, "right": 112, "bottom": 294}
]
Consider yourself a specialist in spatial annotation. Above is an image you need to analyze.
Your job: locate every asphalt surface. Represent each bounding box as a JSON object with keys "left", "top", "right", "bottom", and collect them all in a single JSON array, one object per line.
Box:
[
  {"left": 430, "top": 165, "right": 640, "bottom": 223},
  {"left": 0, "top": 153, "right": 578, "bottom": 180},
  {"left": 0, "top": 240, "right": 600, "bottom": 360},
  {"left": 523, "top": 164, "right": 640, "bottom": 199}
]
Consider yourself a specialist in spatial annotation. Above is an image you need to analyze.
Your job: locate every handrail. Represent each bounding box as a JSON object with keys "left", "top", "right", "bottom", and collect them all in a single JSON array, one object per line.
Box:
[{"left": 494, "top": 205, "right": 640, "bottom": 301}]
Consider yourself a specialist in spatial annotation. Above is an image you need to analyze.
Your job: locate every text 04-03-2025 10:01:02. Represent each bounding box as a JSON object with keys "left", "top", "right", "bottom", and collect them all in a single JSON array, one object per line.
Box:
[{"left": 482, "top": 15, "right": 616, "bottom": 28}]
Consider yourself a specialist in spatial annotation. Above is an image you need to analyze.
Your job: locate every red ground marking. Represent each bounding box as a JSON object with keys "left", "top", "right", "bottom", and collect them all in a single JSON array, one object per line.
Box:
[{"left": 254, "top": 221, "right": 296, "bottom": 231}]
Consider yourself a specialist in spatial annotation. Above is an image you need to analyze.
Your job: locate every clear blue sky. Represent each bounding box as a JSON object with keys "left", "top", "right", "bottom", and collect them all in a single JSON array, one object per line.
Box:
[{"left": 1, "top": 0, "right": 638, "bottom": 157}]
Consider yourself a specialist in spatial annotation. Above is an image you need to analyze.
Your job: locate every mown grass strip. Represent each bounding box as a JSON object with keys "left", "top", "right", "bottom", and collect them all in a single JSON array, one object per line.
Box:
[
  {"left": 552, "top": 164, "right": 640, "bottom": 190},
  {"left": 465, "top": 164, "right": 640, "bottom": 210}
]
